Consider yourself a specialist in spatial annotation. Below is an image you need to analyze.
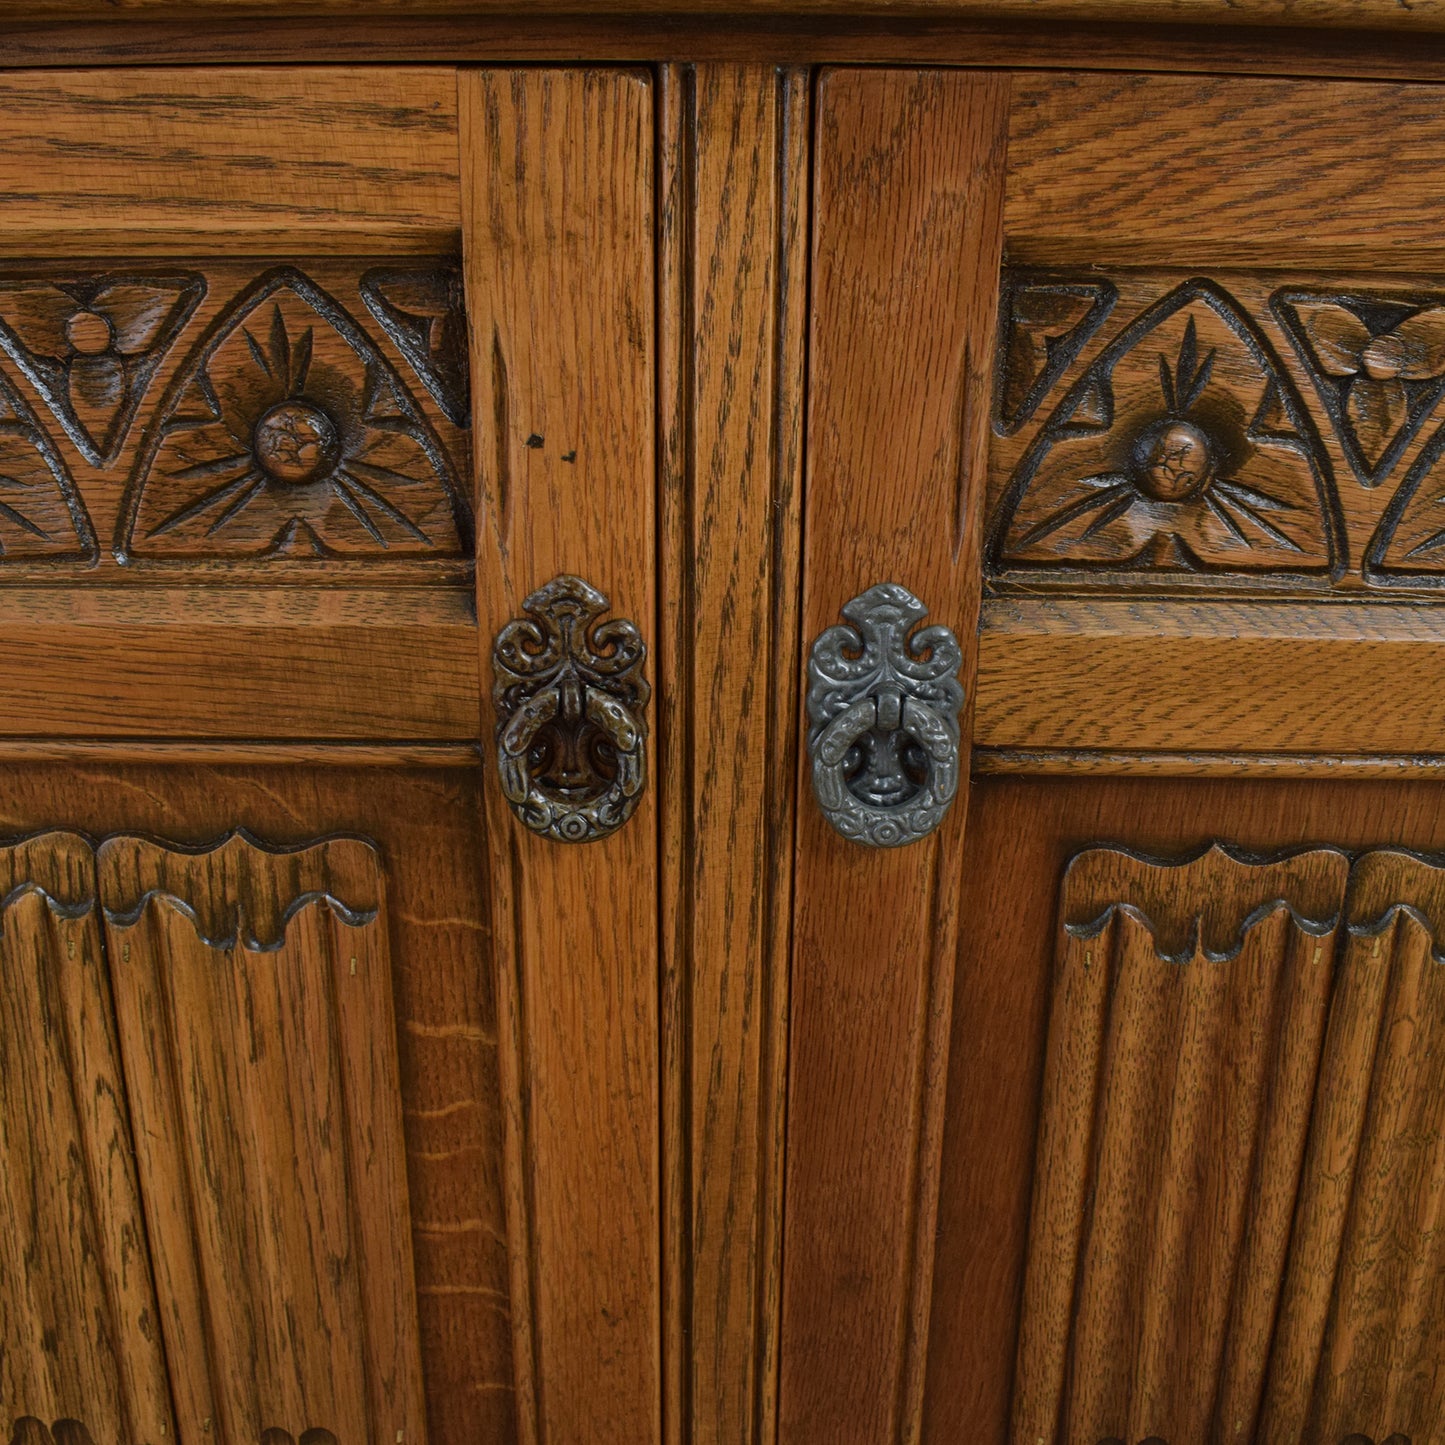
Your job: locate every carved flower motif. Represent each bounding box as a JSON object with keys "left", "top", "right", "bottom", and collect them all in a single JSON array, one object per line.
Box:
[
  {"left": 121, "top": 269, "right": 466, "bottom": 560},
  {"left": 1279, "top": 293, "right": 1445, "bottom": 485},
  {"left": 996, "top": 286, "right": 1334, "bottom": 576}
]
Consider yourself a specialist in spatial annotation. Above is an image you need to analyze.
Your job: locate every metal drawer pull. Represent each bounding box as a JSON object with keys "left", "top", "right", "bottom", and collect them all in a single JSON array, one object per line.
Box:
[
  {"left": 806, "top": 583, "right": 964, "bottom": 848},
  {"left": 492, "top": 574, "right": 650, "bottom": 843}
]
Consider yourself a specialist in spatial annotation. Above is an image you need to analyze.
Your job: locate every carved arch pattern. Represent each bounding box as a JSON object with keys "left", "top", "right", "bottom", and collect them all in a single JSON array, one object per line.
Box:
[
  {"left": 990, "top": 269, "right": 1445, "bottom": 595},
  {"left": 1014, "top": 844, "right": 1445, "bottom": 1445},
  {"left": 0, "top": 261, "right": 470, "bottom": 573}
]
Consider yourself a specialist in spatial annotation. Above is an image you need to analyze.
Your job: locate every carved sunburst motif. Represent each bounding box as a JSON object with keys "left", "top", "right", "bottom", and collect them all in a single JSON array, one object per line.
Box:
[
  {"left": 992, "top": 280, "right": 1339, "bottom": 578},
  {"left": 119, "top": 267, "right": 469, "bottom": 561}
]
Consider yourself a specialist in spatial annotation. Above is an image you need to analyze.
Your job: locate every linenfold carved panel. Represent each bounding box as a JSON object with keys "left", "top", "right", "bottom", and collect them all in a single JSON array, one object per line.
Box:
[
  {"left": 99, "top": 832, "right": 428, "bottom": 1445},
  {"left": 0, "top": 260, "right": 470, "bottom": 579},
  {"left": 1013, "top": 844, "right": 1445, "bottom": 1445},
  {"left": 0, "top": 833, "right": 173, "bottom": 1445},
  {"left": 989, "top": 268, "right": 1445, "bottom": 594}
]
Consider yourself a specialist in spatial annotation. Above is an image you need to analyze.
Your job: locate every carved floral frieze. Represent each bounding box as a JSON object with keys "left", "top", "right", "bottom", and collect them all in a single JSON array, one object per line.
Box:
[
  {"left": 990, "top": 269, "right": 1445, "bottom": 594},
  {"left": 0, "top": 260, "right": 471, "bottom": 574}
]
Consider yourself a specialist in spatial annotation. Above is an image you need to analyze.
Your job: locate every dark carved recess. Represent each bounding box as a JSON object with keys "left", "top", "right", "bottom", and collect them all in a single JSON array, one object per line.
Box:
[
  {"left": 0, "top": 271, "right": 205, "bottom": 467},
  {"left": 1275, "top": 288, "right": 1445, "bottom": 491},
  {"left": 117, "top": 266, "right": 471, "bottom": 561},
  {"left": 361, "top": 264, "right": 471, "bottom": 427},
  {"left": 990, "top": 277, "right": 1341, "bottom": 580},
  {"left": 994, "top": 273, "right": 1116, "bottom": 437},
  {"left": 0, "top": 366, "right": 97, "bottom": 561}
]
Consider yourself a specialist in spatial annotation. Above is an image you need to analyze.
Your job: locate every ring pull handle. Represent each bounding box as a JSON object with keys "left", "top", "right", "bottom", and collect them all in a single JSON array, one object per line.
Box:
[
  {"left": 806, "top": 582, "right": 965, "bottom": 848},
  {"left": 492, "top": 574, "right": 650, "bottom": 844}
]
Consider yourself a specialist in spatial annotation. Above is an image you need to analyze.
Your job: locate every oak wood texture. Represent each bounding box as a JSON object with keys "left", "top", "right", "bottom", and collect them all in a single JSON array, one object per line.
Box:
[
  {"left": 1006, "top": 74, "right": 1445, "bottom": 270},
  {"left": 778, "top": 68, "right": 1007, "bottom": 1445},
  {"left": 922, "top": 777, "right": 1445, "bottom": 1444},
  {"left": 0, "top": 766, "right": 516, "bottom": 1445},
  {"left": 19, "top": 0, "right": 1445, "bottom": 34},
  {"left": 102, "top": 832, "right": 426, "bottom": 1445},
  {"left": 1015, "top": 844, "right": 1349, "bottom": 1445},
  {"left": 0, "top": 832, "right": 173, "bottom": 1445},
  {"left": 0, "top": 259, "right": 470, "bottom": 582},
  {"left": 19, "top": 16, "right": 1445, "bottom": 84},
  {"left": 657, "top": 62, "right": 806, "bottom": 1445},
  {"left": 0, "top": 69, "right": 459, "bottom": 254},
  {"left": 0, "top": 587, "right": 478, "bottom": 740},
  {"left": 975, "top": 597, "right": 1445, "bottom": 756},
  {"left": 16, "top": 17, "right": 1445, "bottom": 86},
  {"left": 462, "top": 68, "right": 660, "bottom": 1445}
]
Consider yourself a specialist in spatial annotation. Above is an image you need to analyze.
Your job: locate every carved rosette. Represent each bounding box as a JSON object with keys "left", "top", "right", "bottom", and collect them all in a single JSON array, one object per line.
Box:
[
  {"left": 492, "top": 574, "right": 651, "bottom": 844},
  {"left": 806, "top": 583, "right": 964, "bottom": 848}
]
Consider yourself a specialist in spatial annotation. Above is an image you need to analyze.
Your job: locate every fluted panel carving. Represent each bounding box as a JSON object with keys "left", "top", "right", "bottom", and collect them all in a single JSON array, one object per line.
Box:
[
  {"left": 99, "top": 833, "right": 427, "bottom": 1445},
  {"left": 0, "top": 832, "right": 173, "bottom": 1445},
  {"left": 1014, "top": 844, "right": 1350, "bottom": 1445}
]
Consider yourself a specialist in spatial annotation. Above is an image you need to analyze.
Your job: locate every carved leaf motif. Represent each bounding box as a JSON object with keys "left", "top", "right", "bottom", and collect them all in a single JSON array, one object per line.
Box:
[
  {"left": 0, "top": 370, "right": 96, "bottom": 561},
  {"left": 1275, "top": 290, "right": 1445, "bottom": 486},
  {"left": 994, "top": 275, "right": 1116, "bottom": 435},
  {"left": 0, "top": 271, "right": 204, "bottom": 466},
  {"left": 119, "top": 267, "right": 470, "bottom": 561},
  {"left": 360, "top": 263, "right": 470, "bottom": 426},
  {"left": 992, "top": 280, "right": 1338, "bottom": 578}
]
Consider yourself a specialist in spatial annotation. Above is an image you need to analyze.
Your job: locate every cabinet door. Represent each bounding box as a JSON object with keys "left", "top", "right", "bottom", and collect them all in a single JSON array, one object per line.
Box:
[
  {"left": 776, "top": 67, "right": 1445, "bottom": 1445},
  {"left": 0, "top": 65, "right": 661, "bottom": 1445}
]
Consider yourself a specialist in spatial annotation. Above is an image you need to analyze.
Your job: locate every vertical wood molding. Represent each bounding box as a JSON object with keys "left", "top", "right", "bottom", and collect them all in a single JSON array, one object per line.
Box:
[
  {"left": 1014, "top": 845, "right": 1350, "bottom": 1445},
  {"left": 658, "top": 62, "right": 808, "bottom": 1445},
  {"left": 1014, "top": 842, "right": 1445, "bottom": 1443},
  {"left": 0, "top": 832, "right": 173, "bottom": 1445},
  {"left": 1263, "top": 849, "right": 1445, "bottom": 1443},
  {"left": 779, "top": 68, "right": 1009, "bottom": 1445},
  {"left": 462, "top": 68, "right": 661, "bottom": 1445},
  {"left": 98, "top": 832, "right": 426, "bottom": 1445}
]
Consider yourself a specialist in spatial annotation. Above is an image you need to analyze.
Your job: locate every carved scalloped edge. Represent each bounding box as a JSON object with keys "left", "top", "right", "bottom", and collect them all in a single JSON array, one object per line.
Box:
[
  {"left": 1062, "top": 841, "right": 1350, "bottom": 964},
  {"left": 1345, "top": 846, "right": 1445, "bottom": 962},
  {"left": 97, "top": 828, "right": 381, "bottom": 952},
  {"left": 102, "top": 888, "right": 377, "bottom": 953}
]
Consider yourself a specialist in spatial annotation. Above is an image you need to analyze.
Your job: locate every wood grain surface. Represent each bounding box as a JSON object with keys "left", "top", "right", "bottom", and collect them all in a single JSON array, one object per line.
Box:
[
  {"left": 101, "top": 832, "right": 427, "bottom": 1445},
  {"left": 462, "top": 68, "right": 660, "bottom": 1445},
  {"left": 0, "top": 832, "right": 174, "bottom": 1445},
  {"left": 778, "top": 67, "right": 1008, "bottom": 1445},
  {"left": 14, "top": 16, "right": 1445, "bottom": 83},
  {"left": 657, "top": 62, "right": 807, "bottom": 1445},
  {"left": 1007, "top": 74, "right": 1445, "bottom": 269},
  {"left": 1014, "top": 845, "right": 1348, "bottom": 1445},
  {"left": 16, "top": 0, "right": 1445, "bottom": 36},
  {"left": 0, "top": 587, "right": 478, "bottom": 740},
  {"left": 976, "top": 597, "right": 1445, "bottom": 756},
  {"left": 0, "top": 69, "right": 459, "bottom": 254},
  {"left": 923, "top": 776, "right": 1445, "bottom": 1444},
  {"left": 0, "top": 766, "right": 516, "bottom": 1445}
]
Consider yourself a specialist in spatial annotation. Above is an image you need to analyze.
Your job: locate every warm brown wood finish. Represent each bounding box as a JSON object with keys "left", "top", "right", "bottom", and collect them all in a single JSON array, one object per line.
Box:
[
  {"left": 0, "top": 765, "right": 515, "bottom": 1445},
  {"left": 657, "top": 62, "right": 807, "bottom": 1445},
  {"left": 925, "top": 778, "right": 1445, "bottom": 1444},
  {"left": 0, "top": 70, "right": 459, "bottom": 254},
  {"left": 462, "top": 68, "right": 660, "bottom": 1445},
  {"left": 1006, "top": 74, "right": 1445, "bottom": 269},
  {"left": 0, "top": 588, "right": 476, "bottom": 740},
  {"left": 21, "top": 0, "right": 1445, "bottom": 35},
  {"left": 102, "top": 833, "right": 426, "bottom": 1445},
  {"left": 779, "top": 67, "right": 1007, "bottom": 1445},
  {"left": 975, "top": 598, "right": 1445, "bottom": 755},
  {"left": 0, "top": 833, "right": 173, "bottom": 1445}
]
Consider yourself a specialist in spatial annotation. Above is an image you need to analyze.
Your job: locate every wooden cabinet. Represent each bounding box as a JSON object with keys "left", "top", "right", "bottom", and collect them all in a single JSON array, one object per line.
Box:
[{"left": 3, "top": 18, "right": 1445, "bottom": 1445}]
